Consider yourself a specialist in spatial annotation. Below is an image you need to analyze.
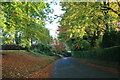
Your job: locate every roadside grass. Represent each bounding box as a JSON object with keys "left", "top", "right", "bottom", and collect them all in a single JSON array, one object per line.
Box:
[
  {"left": 0, "top": 50, "right": 27, "bottom": 55},
  {"left": 0, "top": 50, "right": 26, "bottom": 52},
  {"left": 1, "top": 50, "right": 56, "bottom": 58},
  {"left": 28, "top": 50, "right": 50, "bottom": 57}
]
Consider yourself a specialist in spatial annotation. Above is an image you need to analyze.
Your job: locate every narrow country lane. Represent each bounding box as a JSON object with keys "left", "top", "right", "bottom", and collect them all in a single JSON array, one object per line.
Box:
[{"left": 51, "top": 57, "right": 119, "bottom": 78}]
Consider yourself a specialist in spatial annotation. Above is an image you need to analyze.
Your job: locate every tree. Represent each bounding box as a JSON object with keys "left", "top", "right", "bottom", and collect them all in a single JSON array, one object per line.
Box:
[
  {"left": 0, "top": 2, "right": 52, "bottom": 48},
  {"left": 57, "top": 2, "right": 119, "bottom": 50}
]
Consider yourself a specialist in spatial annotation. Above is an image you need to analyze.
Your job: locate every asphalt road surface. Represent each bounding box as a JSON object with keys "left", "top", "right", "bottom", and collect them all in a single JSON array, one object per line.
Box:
[{"left": 51, "top": 57, "right": 119, "bottom": 78}]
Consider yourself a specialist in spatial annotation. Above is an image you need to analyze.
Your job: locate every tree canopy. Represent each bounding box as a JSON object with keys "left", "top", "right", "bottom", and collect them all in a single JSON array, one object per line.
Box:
[
  {"left": 0, "top": 2, "right": 52, "bottom": 47},
  {"left": 58, "top": 2, "right": 120, "bottom": 51}
]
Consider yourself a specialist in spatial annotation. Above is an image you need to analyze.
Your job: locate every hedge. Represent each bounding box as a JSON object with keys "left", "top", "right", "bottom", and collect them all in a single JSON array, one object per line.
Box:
[
  {"left": 1, "top": 44, "right": 36, "bottom": 50},
  {"left": 72, "top": 46, "right": 120, "bottom": 62}
]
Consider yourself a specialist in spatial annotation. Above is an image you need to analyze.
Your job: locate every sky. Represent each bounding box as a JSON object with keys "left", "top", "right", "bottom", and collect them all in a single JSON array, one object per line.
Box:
[{"left": 45, "top": 2, "right": 65, "bottom": 38}]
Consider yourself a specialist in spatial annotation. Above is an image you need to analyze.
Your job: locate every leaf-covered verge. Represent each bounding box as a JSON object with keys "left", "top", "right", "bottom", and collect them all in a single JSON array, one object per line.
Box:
[{"left": 2, "top": 50, "right": 58, "bottom": 78}]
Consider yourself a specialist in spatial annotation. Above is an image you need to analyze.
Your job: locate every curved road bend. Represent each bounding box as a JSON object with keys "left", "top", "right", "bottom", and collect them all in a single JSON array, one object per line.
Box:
[{"left": 51, "top": 57, "right": 119, "bottom": 78}]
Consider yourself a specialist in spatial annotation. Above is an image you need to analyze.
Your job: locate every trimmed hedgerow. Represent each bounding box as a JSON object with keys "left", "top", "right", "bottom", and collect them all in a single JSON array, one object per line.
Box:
[{"left": 72, "top": 46, "right": 120, "bottom": 62}]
